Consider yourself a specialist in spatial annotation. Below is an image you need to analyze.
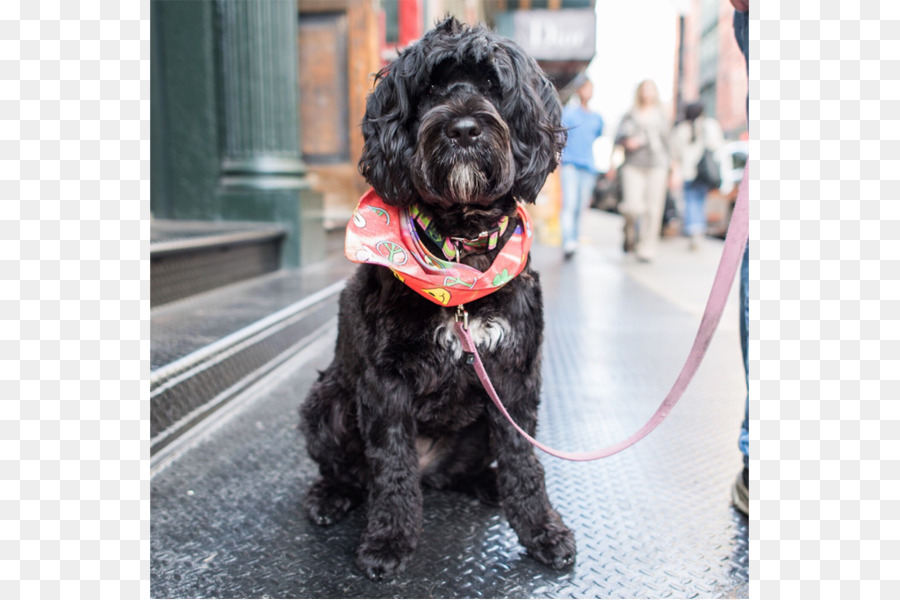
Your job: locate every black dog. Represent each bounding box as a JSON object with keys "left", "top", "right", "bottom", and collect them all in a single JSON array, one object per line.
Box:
[{"left": 300, "top": 17, "right": 574, "bottom": 580}]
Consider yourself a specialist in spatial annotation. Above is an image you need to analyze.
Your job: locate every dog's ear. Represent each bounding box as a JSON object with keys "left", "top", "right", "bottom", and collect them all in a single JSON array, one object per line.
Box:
[
  {"left": 358, "top": 45, "right": 428, "bottom": 206},
  {"left": 496, "top": 45, "right": 567, "bottom": 204}
]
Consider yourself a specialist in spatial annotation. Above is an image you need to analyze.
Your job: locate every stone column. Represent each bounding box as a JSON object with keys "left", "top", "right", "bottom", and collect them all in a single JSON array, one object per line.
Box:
[{"left": 215, "top": 0, "right": 324, "bottom": 266}]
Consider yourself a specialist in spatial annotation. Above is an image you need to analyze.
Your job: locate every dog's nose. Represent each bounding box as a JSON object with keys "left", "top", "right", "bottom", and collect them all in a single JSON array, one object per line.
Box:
[{"left": 446, "top": 117, "right": 482, "bottom": 147}]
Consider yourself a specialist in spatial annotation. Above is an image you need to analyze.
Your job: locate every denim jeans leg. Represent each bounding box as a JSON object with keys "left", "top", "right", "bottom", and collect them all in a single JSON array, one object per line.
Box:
[
  {"left": 739, "top": 242, "right": 749, "bottom": 462},
  {"left": 734, "top": 8, "right": 750, "bottom": 466},
  {"left": 733, "top": 10, "right": 749, "bottom": 72},
  {"left": 682, "top": 182, "right": 696, "bottom": 235},
  {"left": 734, "top": 10, "right": 749, "bottom": 116},
  {"left": 574, "top": 168, "right": 596, "bottom": 241},
  {"left": 560, "top": 164, "right": 579, "bottom": 249},
  {"left": 682, "top": 180, "right": 706, "bottom": 236}
]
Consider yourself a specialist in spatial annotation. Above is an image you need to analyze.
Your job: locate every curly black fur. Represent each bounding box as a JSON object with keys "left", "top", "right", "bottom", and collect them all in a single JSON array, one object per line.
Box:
[
  {"left": 358, "top": 16, "right": 566, "bottom": 208},
  {"left": 300, "top": 17, "right": 574, "bottom": 581}
]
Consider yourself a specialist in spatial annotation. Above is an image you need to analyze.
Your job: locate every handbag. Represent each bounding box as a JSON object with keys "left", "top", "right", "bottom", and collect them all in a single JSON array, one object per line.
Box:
[
  {"left": 695, "top": 149, "right": 721, "bottom": 188},
  {"left": 694, "top": 119, "right": 722, "bottom": 188},
  {"left": 591, "top": 171, "right": 622, "bottom": 212}
]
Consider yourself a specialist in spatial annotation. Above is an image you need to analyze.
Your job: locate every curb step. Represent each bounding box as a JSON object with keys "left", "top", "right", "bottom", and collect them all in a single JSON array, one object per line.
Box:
[
  {"left": 150, "top": 257, "right": 354, "bottom": 463},
  {"left": 151, "top": 220, "right": 287, "bottom": 308}
]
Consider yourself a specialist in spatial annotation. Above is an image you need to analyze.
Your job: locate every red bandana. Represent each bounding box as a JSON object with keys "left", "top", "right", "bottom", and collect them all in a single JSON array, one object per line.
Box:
[{"left": 345, "top": 189, "right": 533, "bottom": 307}]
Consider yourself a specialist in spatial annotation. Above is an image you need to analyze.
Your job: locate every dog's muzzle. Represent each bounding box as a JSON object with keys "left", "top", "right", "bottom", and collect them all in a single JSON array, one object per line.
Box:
[{"left": 411, "top": 96, "right": 515, "bottom": 207}]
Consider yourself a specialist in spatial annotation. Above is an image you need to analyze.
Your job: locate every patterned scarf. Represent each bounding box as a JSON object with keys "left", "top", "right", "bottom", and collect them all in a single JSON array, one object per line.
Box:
[
  {"left": 345, "top": 189, "right": 533, "bottom": 307},
  {"left": 408, "top": 204, "right": 510, "bottom": 261}
]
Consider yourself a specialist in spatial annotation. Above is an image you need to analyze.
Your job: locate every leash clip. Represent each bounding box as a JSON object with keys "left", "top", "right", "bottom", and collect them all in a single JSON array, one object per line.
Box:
[
  {"left": 455, "top": 304, "right": 469, "bottom": 330},
  {"left": 455, "top": 304, "right": 474, "bottom": 364}
]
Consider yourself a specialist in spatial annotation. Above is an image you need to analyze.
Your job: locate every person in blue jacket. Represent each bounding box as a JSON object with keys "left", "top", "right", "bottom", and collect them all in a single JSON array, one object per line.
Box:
[{"left": 560, "top": 77, "right": 605, "bottom": 259}]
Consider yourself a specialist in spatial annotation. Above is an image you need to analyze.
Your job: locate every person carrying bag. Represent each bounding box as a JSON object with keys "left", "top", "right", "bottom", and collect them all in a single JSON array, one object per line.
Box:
[{"left": 670, "top": 101, "right": 724, "bottom": 250}]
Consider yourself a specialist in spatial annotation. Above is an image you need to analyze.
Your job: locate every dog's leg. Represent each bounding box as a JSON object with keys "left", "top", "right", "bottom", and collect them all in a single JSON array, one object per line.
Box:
[
  {"left": 486, "top": 379, "right": 576, "bottom": 570},
  {"left": 354, "top": 370, "right": 423, "bottom": 581},
  {"left": 300, "top": 369, "right": 367, "bottom": 525}
]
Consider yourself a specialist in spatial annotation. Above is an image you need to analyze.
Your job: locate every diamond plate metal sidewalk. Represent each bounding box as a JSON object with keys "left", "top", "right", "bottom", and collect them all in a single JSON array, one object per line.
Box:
[{"left": 151, "top": 211, "right": 749, "bottom": 599}]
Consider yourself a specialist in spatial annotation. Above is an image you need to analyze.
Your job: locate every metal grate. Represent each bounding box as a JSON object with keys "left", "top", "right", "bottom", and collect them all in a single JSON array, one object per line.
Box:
[{"left": 151, "top": 241, "right": 749, "bottom": 599}]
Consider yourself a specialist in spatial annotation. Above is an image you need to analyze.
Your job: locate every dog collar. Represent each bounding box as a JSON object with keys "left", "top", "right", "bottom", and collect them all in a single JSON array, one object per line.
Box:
[
  {"left": 408, "top": 203, "right": 510, "bottom": 261},
  {"left": 344, "top": 190, "right": 533, "bottom": 307}
]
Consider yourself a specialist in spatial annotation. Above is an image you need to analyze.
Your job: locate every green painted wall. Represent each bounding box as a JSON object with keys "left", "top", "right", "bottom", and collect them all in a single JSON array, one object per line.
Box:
[
  {"left": 152, "top": 0, "right": 221, "bottom": 220},
  {"left": 151, "top": 0, "right": 324, "bottom": 267}
]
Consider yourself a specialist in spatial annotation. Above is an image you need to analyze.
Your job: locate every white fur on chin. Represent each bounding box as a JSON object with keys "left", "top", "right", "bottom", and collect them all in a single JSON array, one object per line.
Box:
[{"left": 448, "top": 163, "right": 487, "bottom": 202}]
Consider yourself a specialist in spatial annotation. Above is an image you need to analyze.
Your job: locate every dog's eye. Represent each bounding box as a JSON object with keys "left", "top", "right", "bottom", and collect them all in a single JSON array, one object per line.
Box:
[{"left": 428, "top": 84, "right": 437, "bottom": 95}]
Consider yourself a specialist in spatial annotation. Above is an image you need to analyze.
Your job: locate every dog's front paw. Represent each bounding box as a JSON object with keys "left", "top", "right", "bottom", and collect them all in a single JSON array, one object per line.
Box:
[
  {"left": 356, "top": 536, "right": 415, "bottom": 581},
  {"left": 305, "top": 479, "right": 359, "bottom": 526},
  {"left": 525, "top": 520, "right": 576, "bottom": 570}
]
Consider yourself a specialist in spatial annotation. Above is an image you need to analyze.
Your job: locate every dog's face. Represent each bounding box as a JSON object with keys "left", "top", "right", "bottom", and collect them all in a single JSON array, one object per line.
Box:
[
  {"left": 359, "top": 17, "right": 565, "bottom": 209},
  {"left": 410, "top": 59, "right": 515, "bottom": 208}
]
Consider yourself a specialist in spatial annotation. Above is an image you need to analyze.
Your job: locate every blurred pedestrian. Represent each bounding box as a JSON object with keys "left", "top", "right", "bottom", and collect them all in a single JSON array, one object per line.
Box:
[
  {"left": 730, "top": 0, "right": 749, "bottom": 517},
  {"left": 560, "top": 78, "right": 605, "bottom": 259},
  {"left": 670, "top": 101, "right": 724, "bottom": 250},
  {"left": 615, "top": 79, "right": 671, "bottom": 262}
]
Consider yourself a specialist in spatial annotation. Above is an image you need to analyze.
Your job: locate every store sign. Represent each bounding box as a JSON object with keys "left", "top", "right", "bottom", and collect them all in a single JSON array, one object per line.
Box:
[{"left": 499, "top": 9, "right": 596, "bottom": 61}]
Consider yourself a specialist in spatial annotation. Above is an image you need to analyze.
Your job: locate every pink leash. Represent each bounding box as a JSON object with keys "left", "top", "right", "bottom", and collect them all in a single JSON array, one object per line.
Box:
[{"left": 454, "top": 163, "right": 750, "bottom": 461}]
